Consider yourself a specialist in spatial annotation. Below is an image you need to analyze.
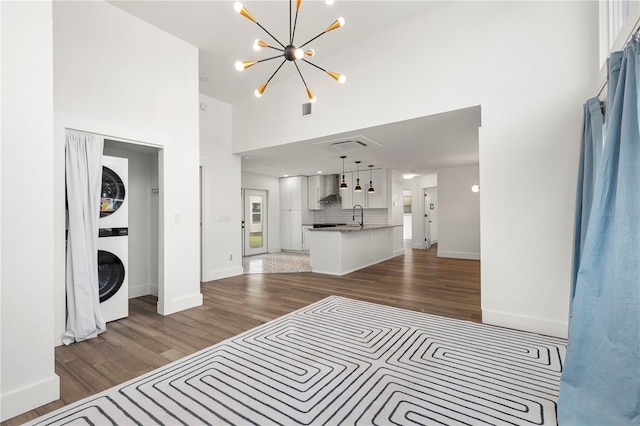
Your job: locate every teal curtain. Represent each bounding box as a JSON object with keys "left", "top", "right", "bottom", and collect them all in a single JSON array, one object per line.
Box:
[
  {"left": 570, "top": 97, "right": 603, "bottom": 306},
  {"left": 558, "top": 39, "right": 640, "bottom": 424}
]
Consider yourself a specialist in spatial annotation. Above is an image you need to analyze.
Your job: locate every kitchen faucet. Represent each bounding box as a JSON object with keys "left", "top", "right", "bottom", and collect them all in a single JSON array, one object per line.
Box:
[{"left": 352, "top": 204, "right": 364, "bottom": 227}]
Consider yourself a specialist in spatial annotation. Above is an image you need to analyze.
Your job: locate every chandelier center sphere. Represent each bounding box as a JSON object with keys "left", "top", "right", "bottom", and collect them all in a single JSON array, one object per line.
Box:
[{"left": 284, "top": 45, "right": 301, "bottom": 61}]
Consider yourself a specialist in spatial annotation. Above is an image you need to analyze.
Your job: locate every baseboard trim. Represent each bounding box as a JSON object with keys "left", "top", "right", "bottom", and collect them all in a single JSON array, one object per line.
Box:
[
  {"left": 129, "top": 284, "right": 157, "bottom": 299},
  {"left": 1, "top": 374, "right": 60, "bottom": 422},
  {"left": 437, "top": 250, "right": 480, "bottom": 260},
  {"left": 482, "top": 308, "right": 568, "bottom": 339},
  {"left": 313, "top": 253, "right": 403, "bottom": 276},
  {"left": 204, "top": 266, "right": 244, "bottom": 282},
  {"left": 158, "top": 293, "right": 203, "bottom": 316}
]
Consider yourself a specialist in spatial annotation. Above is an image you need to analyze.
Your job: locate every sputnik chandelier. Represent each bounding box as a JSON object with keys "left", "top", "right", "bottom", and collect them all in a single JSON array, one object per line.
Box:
[{"left": 233, "top": 0, "right": 346, "bottom": 103}]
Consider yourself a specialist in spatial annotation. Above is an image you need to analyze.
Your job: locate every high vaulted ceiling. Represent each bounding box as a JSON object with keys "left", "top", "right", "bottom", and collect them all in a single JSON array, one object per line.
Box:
[{"left": 108, "top": 1, "right": 480, "bottom": 178}]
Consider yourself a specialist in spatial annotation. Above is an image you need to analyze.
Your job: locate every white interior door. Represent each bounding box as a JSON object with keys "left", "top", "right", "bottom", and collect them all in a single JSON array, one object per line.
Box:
[
  {"left": 423, "top": 189, "right": 431, "bottom": 249},
  {"left": 243, "top": 189, "right": 268, "bottom": 256},
  {"left": 424, "top": 186, "right": 438, "bottom": 247}
]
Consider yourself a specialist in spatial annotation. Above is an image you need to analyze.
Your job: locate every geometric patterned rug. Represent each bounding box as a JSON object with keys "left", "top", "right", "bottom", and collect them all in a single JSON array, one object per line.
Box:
[
  {"left": 27, "top": 296, "right": 566, "bottom": 425},
  {"left": 243, "top": 251, "right": 311, "bottom": 274}
]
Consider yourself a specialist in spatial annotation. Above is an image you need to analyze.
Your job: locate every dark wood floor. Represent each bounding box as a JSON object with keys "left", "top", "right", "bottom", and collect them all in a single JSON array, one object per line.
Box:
[{"left": 4, "top": 246, "right": 480, "bottom": 425}]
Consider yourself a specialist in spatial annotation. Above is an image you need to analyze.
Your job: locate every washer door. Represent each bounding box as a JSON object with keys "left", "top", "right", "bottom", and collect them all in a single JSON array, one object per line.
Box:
[
  {"left": 100, "top": 166, "right": 126, "bottom": 218},
  {"left": 98, "top": 250, "right": 125, "bottom": 303}
]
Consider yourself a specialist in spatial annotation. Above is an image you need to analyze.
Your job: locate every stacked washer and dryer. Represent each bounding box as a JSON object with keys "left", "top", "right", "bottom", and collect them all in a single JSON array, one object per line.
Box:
[{"left": 98, "top": 156, "right": 129, "bottom": 322}]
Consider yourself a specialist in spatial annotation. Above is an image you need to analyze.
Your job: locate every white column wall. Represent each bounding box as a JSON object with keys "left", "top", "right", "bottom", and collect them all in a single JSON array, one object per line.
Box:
[
  {"left": 199, "top": 94, "right": 243, "bottom": 281},
  {"left": 1, "top": 1, "right": 60, "bottom": 420},
  {"left": 53, "top": 1, "right": 202, "bottom": 335},
  {"left": 232, "top": 2, "right": 599, "bottom": 337}
]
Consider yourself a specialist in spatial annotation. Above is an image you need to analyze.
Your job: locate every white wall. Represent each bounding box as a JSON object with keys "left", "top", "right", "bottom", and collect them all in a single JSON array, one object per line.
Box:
[
  {"left": 436, "top": 166, "right": 480, "bottom": 260},
  {"left": 232, "top": 2, "right": 599, "bottom": 338},
  {"left": 241, "top": 172, "right": 281, "bottom": 253},
  {"left": 388, "top": 170, "right": 404, "bottom": 226},
  {"left": 102, "top": 146, "right": 159, "bottom": 297},
  {"left": 199, "top": 94, "right": 243, "bottom": 280},
  {"left": 53, "top": 0, "right": 202, "bottom": 344},
  {"left": 1, "top": 1, "right": 60, "bottom": 420}
]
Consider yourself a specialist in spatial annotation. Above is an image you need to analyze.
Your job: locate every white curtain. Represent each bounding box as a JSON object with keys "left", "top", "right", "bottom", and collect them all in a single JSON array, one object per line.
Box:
[{"left": 62, "top": 130, "right": 106, "bottom": 345}]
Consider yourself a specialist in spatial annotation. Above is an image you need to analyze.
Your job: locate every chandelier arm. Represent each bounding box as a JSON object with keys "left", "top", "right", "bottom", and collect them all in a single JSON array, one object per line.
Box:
[
  {"left": 255, "top": 21, "right": 286, "bottom": 49},
  {"left": 266, "top": 59, "right": 288, "bottom": 83},
  {"left": 256, "top": 54, "right": 285, "bottom": 64},
  {"left": 266, "top": 46, "right": 284, "bottom": 52},
  {"left": 289, "top": 0, "right": 292, "bottom": 44},
  {"left": 293, "top": 61, "right": 309, "bottom": 87},
  {"left": 299, "top": 31, "right": 326, "bottom": 49},
  {"left": 302, "top": 59, "right": 326, "bottom": 73},
  {"left": 291, "top": 8, "right": 300, "bottom": 45}
]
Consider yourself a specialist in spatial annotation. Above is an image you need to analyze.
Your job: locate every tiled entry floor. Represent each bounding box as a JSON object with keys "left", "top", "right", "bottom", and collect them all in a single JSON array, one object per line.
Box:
[{"left": 242, "top": 251, "right": 312, "bottom": 274}]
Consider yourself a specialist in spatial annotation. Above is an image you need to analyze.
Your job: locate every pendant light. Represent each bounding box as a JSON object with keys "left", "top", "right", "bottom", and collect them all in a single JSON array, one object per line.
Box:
[
  {"left": 354, "top": 161, "right": 362, "bottom": 192},
  {"left": 340, "top": 156, "right": 348, "bottom": 189},
  {"left": 367, "top": 165, "right": 375, "bottom": 193}
]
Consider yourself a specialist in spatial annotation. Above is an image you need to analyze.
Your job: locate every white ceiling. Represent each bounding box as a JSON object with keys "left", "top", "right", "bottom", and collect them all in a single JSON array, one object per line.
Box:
[
  {"left": 108, "top": 0, "right": 480, "bottom": 178},
  {"left": 239, "top": 106, "right": 481, "bottom": 177}
]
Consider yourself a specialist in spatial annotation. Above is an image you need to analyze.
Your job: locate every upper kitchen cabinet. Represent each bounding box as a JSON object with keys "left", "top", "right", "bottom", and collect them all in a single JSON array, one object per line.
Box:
[
  {"left": 280, "top": 176, "right": 312, "bottom": 251},
  {"left": 308, "top": 175, "right": 326, "bottom": 210},
  {"left": 340, "top": 172, "right": 354, "bottom": 209},
  {"left": 365, "top": 168, "right": 388, "bottom": 209},
  {"left": 280, "top": 176, "right": 307, "bottom": 211},
  {"left": 341, "top": 169, "right": 387, "bottom": 209}
]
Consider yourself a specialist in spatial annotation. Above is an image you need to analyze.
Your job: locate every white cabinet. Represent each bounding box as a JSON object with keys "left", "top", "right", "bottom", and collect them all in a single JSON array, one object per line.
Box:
[
  {"left": 308, "top": 175, "right": 325, "bottom": 210},
  {"left": 366, "top": 168, "right": 387, "bottom": 208},
  {"left": 340, "top": 172, "right": 353, "bottom": 209},
  {"left": 280, "top": 176, "right": 311, "bottom": 250},
  {"left": 341, "top": 169, "right": 387, "bottom": 209},
  {"left": 280, "top": 176, "right": 305, "bottom": 210},
  {"left": 301, "top": 225, "right": 313, "bottom": 251}
]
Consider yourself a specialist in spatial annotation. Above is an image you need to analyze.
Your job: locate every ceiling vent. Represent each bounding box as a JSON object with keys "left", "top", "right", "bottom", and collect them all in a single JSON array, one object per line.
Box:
[
  {"left": 329, "top": 140, "right": 367, "bottom": 153},
  {"left": 302, "top": 102, "right": 312, "bottom": 117}
]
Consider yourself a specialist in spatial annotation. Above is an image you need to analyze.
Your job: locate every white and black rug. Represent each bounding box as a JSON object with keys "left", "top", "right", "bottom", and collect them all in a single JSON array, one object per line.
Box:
[{"left": 29, "top": 296, "right": 566, "bottom": 425}]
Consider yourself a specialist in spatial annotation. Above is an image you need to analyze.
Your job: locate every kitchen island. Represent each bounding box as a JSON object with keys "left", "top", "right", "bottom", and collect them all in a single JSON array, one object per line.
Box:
[{"left": 307, "top": 224, "right": 404, "bottom": 275}]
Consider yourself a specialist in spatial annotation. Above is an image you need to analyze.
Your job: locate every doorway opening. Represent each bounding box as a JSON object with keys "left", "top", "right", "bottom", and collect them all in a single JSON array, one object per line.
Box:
[
  {"left": 423, "top": 186, "right": 438, "bottom": 249},
  {"left": 242, "top": 189, "right": 268, "bottom": 257}
]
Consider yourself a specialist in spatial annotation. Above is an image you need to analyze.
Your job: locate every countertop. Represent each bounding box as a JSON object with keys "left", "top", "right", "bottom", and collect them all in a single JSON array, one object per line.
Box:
[{"left": 309, "top": 224, "right": 401, "bottom": 232}]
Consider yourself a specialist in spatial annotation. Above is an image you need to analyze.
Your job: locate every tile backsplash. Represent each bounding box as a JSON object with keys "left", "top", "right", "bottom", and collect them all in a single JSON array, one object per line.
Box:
[{"left": 312, "top": 202, "right": 388, "bottom": 225}]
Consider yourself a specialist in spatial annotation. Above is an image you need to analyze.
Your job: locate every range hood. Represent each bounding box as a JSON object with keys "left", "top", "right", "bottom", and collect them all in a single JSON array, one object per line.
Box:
[{"left": 319, "top": 174, "right": 342, "bottom": 204}]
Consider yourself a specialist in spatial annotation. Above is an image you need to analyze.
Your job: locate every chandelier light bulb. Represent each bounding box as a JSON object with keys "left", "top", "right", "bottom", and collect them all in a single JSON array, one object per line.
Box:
[
  {"left": 326, "top": 71, "right": 346, "bottom": 84},
  {"left": 325, "top": 0, "right": 335, "bottom": 5},
  {"left": 306, "top": 87, "right": 317, "bottom": 103},
  {"left": 253, "top": 39, "right": 262, "bottom": 51},
  {"left": 234, "top": 2, "right": 243, "bottom": 13},
  {"left": 325, "top": 17, "right": 345, "bottom": 33},
  {"left": 294, "top": 48, "right": 304, "bottom": 60},
  {"left": 235, "top": 61, "right": 257, "bottom": 71},
  {"left": 255, "top": 82, "right": 268, "bottom": 97}
]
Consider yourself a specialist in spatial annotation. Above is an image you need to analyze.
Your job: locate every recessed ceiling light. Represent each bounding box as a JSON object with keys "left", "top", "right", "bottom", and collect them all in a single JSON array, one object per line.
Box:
[
  {"left": 317, "top": 171, "right": 323, "bottom": 174},
  {"left": 283, "top": 174, "right": 289, "bottom": 177},
  {"left": 403, "top": 173, "right": 417, "bottom": 180}
]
